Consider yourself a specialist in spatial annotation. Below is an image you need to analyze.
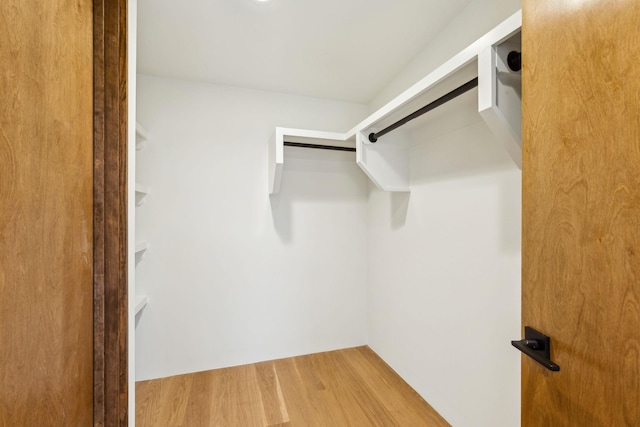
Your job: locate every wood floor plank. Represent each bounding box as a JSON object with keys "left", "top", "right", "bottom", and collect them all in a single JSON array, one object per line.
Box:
[
  {"left": 288, "top": 353, "right": 354, "bottom": 426},
  {"left": 350, "top": 347, "right": 451, "bottom": 426},
  {"left": 136, "top": 379, "right": 162, "bottom": 427},
  {"left": 255, "top": 361, "right": 290, "bottom": 425},
  {"left": 136, "top": 346, "right": 450, "bottom": 426},
  {"left": 271, "top": 356, "right": 329, "bottom": 426},
  {"left": 157, "top": 373, "right": 193, "bottom": 426},
  {"left": 311, "top": 349, "right": 398, "bottom": 426},
  {"left": 207, "top": 367, "right": 234, "bottom": 427},
  {"left": 182, "top": 370, "right": 216, "bottom": 427},
  {"left": 209, "top": 364, "right": 265, "bottom": 427}
]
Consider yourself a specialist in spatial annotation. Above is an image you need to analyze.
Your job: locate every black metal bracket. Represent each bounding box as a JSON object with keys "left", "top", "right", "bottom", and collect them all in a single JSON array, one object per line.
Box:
[
  {"left": 507, "top": 51, "right": 522, "bottom": 72},
  {"left": 511, "top": 326, "right": 560, "bottom": 371}
]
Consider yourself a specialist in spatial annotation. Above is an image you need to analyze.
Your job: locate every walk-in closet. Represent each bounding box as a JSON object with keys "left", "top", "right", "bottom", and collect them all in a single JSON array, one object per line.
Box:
[
  {"left": 129, "top": 1, "right": 523, "bottom": 426},
  {"left": 5, "top": 0, "right": 637, "bottom": 426}
]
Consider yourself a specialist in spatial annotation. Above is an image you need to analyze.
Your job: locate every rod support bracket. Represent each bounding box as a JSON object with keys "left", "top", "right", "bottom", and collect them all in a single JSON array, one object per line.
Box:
[
  {"left": 368, "top": 133, "right": 377, "bottom": 143},
  {"left": 507, "top": 51, "right": 522, "bottom": 72}
]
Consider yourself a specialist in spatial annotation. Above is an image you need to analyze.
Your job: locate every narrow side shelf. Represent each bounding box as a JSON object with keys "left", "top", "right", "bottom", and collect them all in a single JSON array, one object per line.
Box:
[
  {"left": 134, "top": 295, "right": 148, "bottom": 315},
  {"left": 269, "top": 127, "right": 350, "bottom": 195},
  {"left": 135, "top": 240, "right": 148, "bottom": 253},
  {"left": 136, "top": 122, "right": 149, "bottom": 150},
  {"left": 135, "top": 183, "right": 149, "bottom": 194},
  {"left": 135, "top": 183, "right": 149, "bottom": 206}
]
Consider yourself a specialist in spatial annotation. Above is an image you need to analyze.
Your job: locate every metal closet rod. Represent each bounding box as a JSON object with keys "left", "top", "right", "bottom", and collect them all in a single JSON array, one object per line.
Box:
[
  {"left": 368, "top": 77, "right": 479, "bottom": 143},
  {"left": 283, "top": 141, "right": 356, "bottom": 152}
]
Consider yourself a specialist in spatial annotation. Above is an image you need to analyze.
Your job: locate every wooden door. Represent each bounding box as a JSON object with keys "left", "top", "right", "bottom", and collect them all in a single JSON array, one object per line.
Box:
[
  {"left": 0, "top": 1, "right": 129, "bottom": 426},
  {"left": 0, "top": 0, "right": 94, "bottom": 425},
  {"left": 521, "top": 0, "right": 640, "bottom": 425}
]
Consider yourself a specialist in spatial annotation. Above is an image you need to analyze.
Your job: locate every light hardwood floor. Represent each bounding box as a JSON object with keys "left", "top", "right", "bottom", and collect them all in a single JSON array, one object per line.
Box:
[{"left": 136, "top": 346, "right": 450, "bottom": 426}]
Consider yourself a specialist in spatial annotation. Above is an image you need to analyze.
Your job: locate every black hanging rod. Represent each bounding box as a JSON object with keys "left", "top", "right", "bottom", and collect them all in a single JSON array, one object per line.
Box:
[
  {"left": 368, "top": 77, "right": 479, "bottom": 143},
  {"left": 284, "top": 141, "right": 355, "bottom": 152}
]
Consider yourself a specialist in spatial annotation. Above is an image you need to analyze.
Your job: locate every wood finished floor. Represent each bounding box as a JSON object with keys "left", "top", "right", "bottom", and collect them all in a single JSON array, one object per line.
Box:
[{"left": 136, "top": 346, "right": 450, "bottom": 427}]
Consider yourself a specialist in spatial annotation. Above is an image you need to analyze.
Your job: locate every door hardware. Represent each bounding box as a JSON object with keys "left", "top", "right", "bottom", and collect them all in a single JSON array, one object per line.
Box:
[{"left": 512, "top": 326, "right": 560, "bottom": 371}]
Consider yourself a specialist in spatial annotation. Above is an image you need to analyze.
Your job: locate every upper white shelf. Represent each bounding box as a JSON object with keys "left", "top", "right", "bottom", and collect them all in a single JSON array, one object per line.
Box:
[
  {"left": 135, "top": 295, "right": 148, "bottom": 316},
  {"left": 269, "top": 128, "right": 350, "bottom": 194},
  {"left": 135, "top": 182, "right": 149, "bottom": 206},
  {"left": 135, "top": 240, "right": 148, "bottom": 253},
  {"left": 136, "top": 122, "right": 149, "bottom": 150},
  {"left": 268, "top": 10, "right": 522, "bottom": 194},
  {"left": 135, "top": 183, "right": 148, "bottom": 194}
]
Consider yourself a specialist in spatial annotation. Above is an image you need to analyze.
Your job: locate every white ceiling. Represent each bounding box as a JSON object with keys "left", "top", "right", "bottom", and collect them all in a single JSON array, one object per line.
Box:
[{"left": 137, "top": 0, "right": 472, "bottom": 104}]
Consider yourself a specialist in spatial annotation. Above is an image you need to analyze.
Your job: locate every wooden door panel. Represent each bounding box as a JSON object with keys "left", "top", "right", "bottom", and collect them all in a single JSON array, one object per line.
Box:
[
  {"left": 0, "top": 1, "right": 94, "bottom": 425},
  {"left": 522, "top": 0, "right": 640, "bottom": 425}
]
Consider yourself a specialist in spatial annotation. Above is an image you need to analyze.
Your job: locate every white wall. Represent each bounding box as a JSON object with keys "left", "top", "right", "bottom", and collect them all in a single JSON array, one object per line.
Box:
[
  {"left": 135, "top": 75, "right": 369, "bottom": 380},
  {"left": 366, "top": 1, "right": 522, "bottom": 426},
  {"left": 367, "top": 122, "right": 521, "bottom": 427}
]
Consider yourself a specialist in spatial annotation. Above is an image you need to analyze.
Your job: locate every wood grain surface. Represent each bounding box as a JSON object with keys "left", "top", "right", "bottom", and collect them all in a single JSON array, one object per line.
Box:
[
  {"left": 0, "top": 0, "right": 94, "bottom": 425},
  {"left": 522, "top": 0, "right": 640, "bottom": 425},
  {"left": 136, "top": 346, "right": 450, "bottom": 427},
  {"left": 93, "top": 0, "right": 130, "bottom": 425}
]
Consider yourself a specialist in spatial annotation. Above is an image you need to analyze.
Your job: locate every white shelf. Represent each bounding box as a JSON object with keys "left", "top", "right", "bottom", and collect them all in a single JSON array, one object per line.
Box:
[
  {"left": 269, "top": 128, "right": 350, "bottom": 194},
  {"left": 268, "top": 10, "right": 522, "bottom": 194},
  {"left": 135, "top": 182, "right": 149, "bottom": 195},
  {"left": 135, "top": 240, "right": 148, "bottom": 253},
  {"left": 134, "top": 295, "right": 148, "bottom": 315},
  {"left": 136, "top": 122, "right": 149, "bottom": 150},
  {"left": 478, "top": 31, "right": 522, "bottom": 168}
]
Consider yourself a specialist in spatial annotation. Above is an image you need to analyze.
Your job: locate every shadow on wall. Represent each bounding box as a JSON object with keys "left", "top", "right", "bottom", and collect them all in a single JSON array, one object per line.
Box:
[
  {"left": 410, "top": 118, "right": 518, "bottom": 184},
  {"left": 497, "top": 168, "right": 521, "bottom": 255},
  {"left": 269, "top": 192, "right": 293, "bottom": 243},
  {"left": 377, "top": 91, "right": 520, "bottom": 233},
  {"left": 399, "top": 117, "right": 521, "bottom": 255},
  {"left": 390, "top": 192, "right": 411, "bottom": 230},
  {"left": 268, "top": 147, "right": 368, "bottom": 243}
]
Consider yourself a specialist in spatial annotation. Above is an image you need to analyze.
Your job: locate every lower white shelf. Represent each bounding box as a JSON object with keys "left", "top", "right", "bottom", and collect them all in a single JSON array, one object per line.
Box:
[
  {"left": 135, "top": 183, "right": 149, "bottom": 194},
  {"left": 135, "top": 241, "right": 148, "bottom": 253},
  {"left": 136, "top": 122, "right": 149, "bottom": 150},
  {"left": 134, "top": 295, "right": 148, "bottom": 315}
]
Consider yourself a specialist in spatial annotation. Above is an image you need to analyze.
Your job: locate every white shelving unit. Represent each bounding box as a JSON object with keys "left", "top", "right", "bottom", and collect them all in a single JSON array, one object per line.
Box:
[
  {"left": 268, "top": 10, "right": 522, "bottom": 194},
  {"left": 134, "top": 122, "right": 150, "bottom": 323}
]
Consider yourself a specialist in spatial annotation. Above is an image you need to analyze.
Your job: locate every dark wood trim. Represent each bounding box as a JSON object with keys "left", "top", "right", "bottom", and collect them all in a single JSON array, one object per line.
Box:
[
  {"left": 93, "top": 0, "right": 106, "bottom": 422},
  {"left": 94, "top": 0, "right": 128, "bottom": 425},
  {"left": 117, "top": 0, "right": 129, "bottom": 422}
]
